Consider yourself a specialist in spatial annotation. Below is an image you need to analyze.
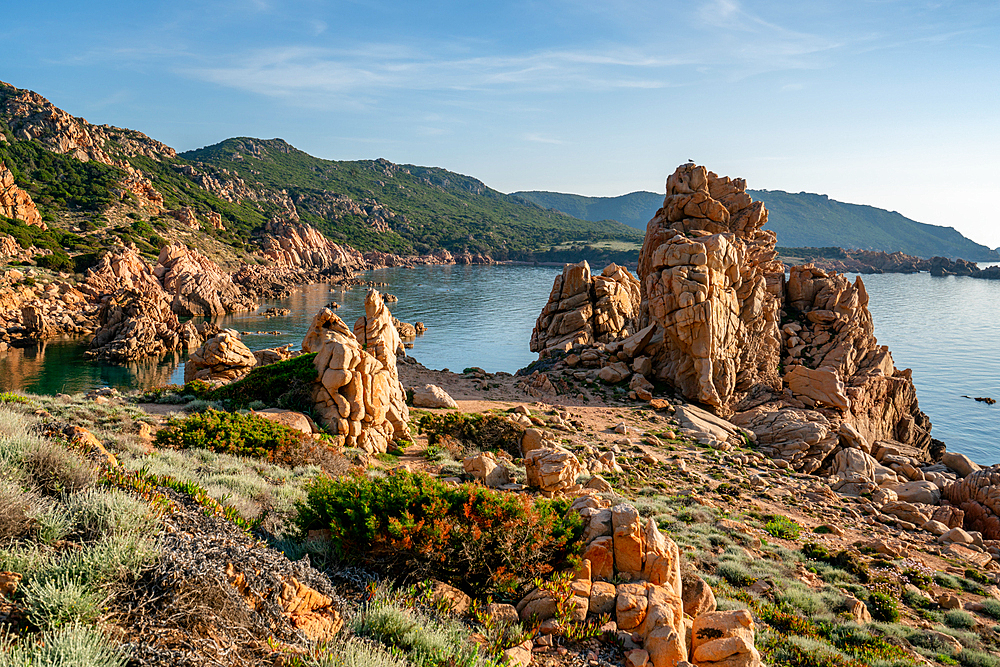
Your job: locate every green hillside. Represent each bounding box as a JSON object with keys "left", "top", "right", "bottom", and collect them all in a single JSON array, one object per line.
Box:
[
  {"left": 181, "top": 139, "right": 642, "bottom": 257},
  {"left": 513, "top": 188, "right": 998, "bottom": 261}
]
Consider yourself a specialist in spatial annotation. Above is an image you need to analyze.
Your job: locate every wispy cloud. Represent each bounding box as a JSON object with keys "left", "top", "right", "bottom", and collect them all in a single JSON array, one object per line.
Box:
[
  {"left": 179, "top": 44, "right": 687, "bottom": 103},
  {"left": 524, "top": 133, "right": 566, "bottom": 144}
]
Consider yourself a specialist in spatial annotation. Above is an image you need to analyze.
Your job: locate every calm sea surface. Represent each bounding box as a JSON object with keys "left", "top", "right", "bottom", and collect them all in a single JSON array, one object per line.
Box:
[{"left": 1, "top": 264, "right": 996, "bottom": 464}]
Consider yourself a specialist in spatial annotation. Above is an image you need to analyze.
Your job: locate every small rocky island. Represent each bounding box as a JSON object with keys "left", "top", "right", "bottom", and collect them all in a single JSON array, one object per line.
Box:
[{"left": 0, "top": 164, "right": 999, "bottom": 667}]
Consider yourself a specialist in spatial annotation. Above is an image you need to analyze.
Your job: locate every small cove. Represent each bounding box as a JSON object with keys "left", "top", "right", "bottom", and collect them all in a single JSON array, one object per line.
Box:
[{"left": 0, "top": 264, "right": 996, "bottom": 464}]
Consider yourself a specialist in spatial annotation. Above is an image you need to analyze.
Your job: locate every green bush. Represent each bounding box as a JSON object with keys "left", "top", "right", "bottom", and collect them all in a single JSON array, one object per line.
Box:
[
  {"left": 21, "top": 573, "right": 104, "bottom": 631},
  {"left": 0, "top": 479, "right": 39, "bottom": 540},
  {"left": 0, "top": 623, "right": 128, "bottom": 667},
  {"left": 64, "top": 488, "right": 158, "bottom": 541},
  {"left": 153, "top": 408, "right": 309, "bottom": 460},
  {"left": 764, "top": 515, "right": 801, "bottom": 540},
  {"left": 208, "top": 353, "right": 318, "bottom": 412},
  {"left": 310, "top": 637, "right": 409, "bottom": 667},
  {"left": 296, "top": 470, "right": 582, "bottom": 595},
  {"left": 980, "top": 598, "right": 1000, "bottom": 620},
  {"left": 944, "top": 610, "right": 977, "bottom": 629},
  {"left": 21, "top": 440, "right": 95, "bottom": 497},
  {"left": 865, "top": 592, "right": 899, "bottom": 622},
  {"left": 417, "top": 412, "right": 524, "bottom": 458},
  {"left": 352, "top": 584, "right": 496, "bottom": 667}
]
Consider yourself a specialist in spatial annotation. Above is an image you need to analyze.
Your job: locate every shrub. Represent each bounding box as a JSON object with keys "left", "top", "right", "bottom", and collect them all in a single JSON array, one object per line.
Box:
[
  {"left": 764, "top": 515, "right": 801, "bottom": 540},
  {"left": 296, "top": 470, "right": 582, "bottom": 595},
  {"left": 958, "top": 650, "right": 1000, "bottom": 667},
  {"left": 310, "top": 637, "right": 409, "bottom": 667},
  {"left": 208, "top": 353, "right": 318, "bottom": 412},
  {"left": 352, "top": 584, "right": 497, "bottom": 667},
  {"left": 0, "top": 392, "right": 30, "bottom": 405},
  {"left": 980, "top": 598, "right": 1000, "bottom": 620},
  {"left": 21, "top": 440, "right": 95, "bottom": 496},
  {"left": 865, "top": 592, "right": 899, "bottom": 622},
  {"left": 945, "top": 610, "right": 977, "bottom": 629},
  {"left": 64, "top": 488, "right": 157, "bottom": 541},
  {"left": 417, "top": 412, "right": 524, "bottom": 458},
  {"left": 20, "top": 573, "right": 104, "bottom": 630},
  {"left": 154, "top": 409, "right": 309, "bottom": 460},
  {"left": 0, "top": 623, "right": 128, "bottom": 667},
  {"left": 0, "top": 479, "right": 39, "bottom": 540}
]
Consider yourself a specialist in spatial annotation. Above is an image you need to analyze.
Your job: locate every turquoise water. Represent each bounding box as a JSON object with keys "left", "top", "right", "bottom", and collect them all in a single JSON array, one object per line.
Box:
[{"left": 0, "top": 264, "right": 997, "bottom": 464}]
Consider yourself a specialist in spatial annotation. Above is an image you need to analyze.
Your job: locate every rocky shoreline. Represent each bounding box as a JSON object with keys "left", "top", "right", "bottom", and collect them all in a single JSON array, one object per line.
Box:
[{"left": 781, "top": 248, "right": 1000, "bottom": 279}]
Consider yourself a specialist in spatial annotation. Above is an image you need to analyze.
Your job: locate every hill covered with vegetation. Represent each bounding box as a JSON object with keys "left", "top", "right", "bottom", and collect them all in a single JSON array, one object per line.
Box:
[
  {"left": 180, "top": 138, "right": 642, "bottom": 257},
  {"left": 0, "top": 80, "right": 640, "bottom": 272},
  {"left": 514, "top": 188, "right": 998, "bottom": 261}
]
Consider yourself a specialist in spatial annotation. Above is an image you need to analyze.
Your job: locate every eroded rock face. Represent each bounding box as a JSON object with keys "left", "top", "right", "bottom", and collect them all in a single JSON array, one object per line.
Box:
[
  {"left": 783, "top": 264, "right": 932, "bottom": 455},
  {"left": 155, "top": 242, "right": 256, "bottom": 317},
  {"left": 260, "top": 220, "right": 363, "bottom": 272},
  {"left": 0, "top": 162, "right": 44, "bottom": 229},
  {"left": 530, "top": 261, "right": 641, "bottom": 355},
  {"left": 303, "top": 292, "right": 408, "bottom": 454},
  {"left": 184, "top": 331, "right": 258, "bottom": 385},
  {"left": 638, "top": 164, "right": 783, "bottom": 413}
]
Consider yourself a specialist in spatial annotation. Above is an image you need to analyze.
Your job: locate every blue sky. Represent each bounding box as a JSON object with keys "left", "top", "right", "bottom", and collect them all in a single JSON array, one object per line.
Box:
[{"left": 4, "top": 0, "right": 999, "bottom": 247}]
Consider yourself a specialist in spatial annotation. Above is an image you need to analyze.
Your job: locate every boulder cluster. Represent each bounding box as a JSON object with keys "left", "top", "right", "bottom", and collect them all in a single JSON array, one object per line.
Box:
[
  {"left": 514, "top": 493, "right": 760, "bottom": 667},
  {"left": 82, "top": 243, "right": 257, "bottom": 362}
]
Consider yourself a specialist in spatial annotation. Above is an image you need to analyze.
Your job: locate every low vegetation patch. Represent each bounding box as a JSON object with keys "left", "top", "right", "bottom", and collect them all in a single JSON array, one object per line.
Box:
[
  {"left": 416, "top": 412, "right": 524, "bottom": 458},
  {"left": 154, "top": 408, "right": 310, "bottom": 460},
  {"left": 207, "top": 353, "right": 318, "bottom": 412},
  {"left": 296, "top": 470, "right": 582, "bottom": 595}
]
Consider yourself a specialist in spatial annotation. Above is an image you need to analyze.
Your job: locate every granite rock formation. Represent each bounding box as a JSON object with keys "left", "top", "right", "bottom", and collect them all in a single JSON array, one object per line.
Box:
[
  {"left": 155, "top": 242, "right": 256, "bottom": 317},
  {"left": 528, "top": 162, "right": 934, "bottom": 472},
  {"left": 0, "top": 162, "right": 44, "bottom": 228},
  {"left": 530, "top": 261, "right": 641, "bottom": 356},
  {"left": 943, "top": 467, "right": 1000, "bottom": 540},
  {"left": 184, "top": 331, "right": 258, "bottom": 385},
  {"left": 260, "top": 220, "right": 362, "bottom": 273},
  {"left": 302, "top": 291, "right": 409, "bottom": 454}
]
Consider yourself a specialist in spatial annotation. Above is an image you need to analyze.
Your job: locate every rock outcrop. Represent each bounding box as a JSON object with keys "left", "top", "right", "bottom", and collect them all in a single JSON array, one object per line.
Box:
[
  {"left": 637, "top": 164, "right": 783, "bottom": 413},
  {"left": 260, "top": 220, "right": 362, "bottom": 273},
  {"left": 0, "top": 162, "right": 44, "bottom": 229},
  {"left": 530, "top": 261, "right": 641, "bottom": 356},
  {"left": 155, "top": 242, "right": 256, "bottom": 317},
  {"left": 943, "top": 467, "right": 1000, "bottom": 540},
  {"left": 184, "top": 331, "right": 258, "bottom": 385},
  {"left": 302, "top": 291, "right": 409, "bottom": 454},
  {"left": 527, "top": 162, "right": 935, "bottom": 472}
]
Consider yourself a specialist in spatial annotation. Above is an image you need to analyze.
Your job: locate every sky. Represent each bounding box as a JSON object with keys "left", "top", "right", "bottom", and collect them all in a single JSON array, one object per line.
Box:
[{"left": 3, "top": 0, "right": 999, "bottom": 247}]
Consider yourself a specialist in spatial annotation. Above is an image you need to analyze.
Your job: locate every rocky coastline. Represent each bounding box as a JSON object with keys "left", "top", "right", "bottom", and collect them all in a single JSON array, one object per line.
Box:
[
  {"left": 781, "top": 248, "right": 1000, "bottom": 279},
  {"left": 2, "top": 165, "right": 1000, "bottom": 667}
]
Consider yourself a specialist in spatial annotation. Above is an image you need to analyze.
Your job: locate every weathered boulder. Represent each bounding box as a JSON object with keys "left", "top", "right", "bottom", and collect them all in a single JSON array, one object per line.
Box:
[
  {"left": 731, "top": 405, "right": 838, "bottom": 473},
  {"left": 943, "top": 466, "right": 1000, "bottom": 540},
  {"left": 184, "top": 330, "right": 257, "bottom": 384},
  {"left": 530, "top": 261, "right": 640, "bottom": 355},
  {"left": 525, "top": 447, "right": 582, "bottom": 493},
  {"left": 943, "top": 452, "right": 981, "bottom": 478},
  {"left": 411, "top": 384, "right": 459, "bottom": 409},
  {"left": 251, "top": 409, "right": 315, "bottom": 435},
  {"left": 691, "top": 609, "right": 760, "bottom": 667},
  {"left": 463, "top": 452, "right": 512, "bottom": 487},
  {"left": 893, "top": 480, "right": 942, "bottom": 505},
  {"left": 303, "top": 293, "right": 409, "bottom": 454}
]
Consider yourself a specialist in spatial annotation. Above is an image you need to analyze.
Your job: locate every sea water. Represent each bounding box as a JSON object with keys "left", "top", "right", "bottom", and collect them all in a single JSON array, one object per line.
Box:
[{"left": 1, "top": 264, "right": 996, "bottom": 463}]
